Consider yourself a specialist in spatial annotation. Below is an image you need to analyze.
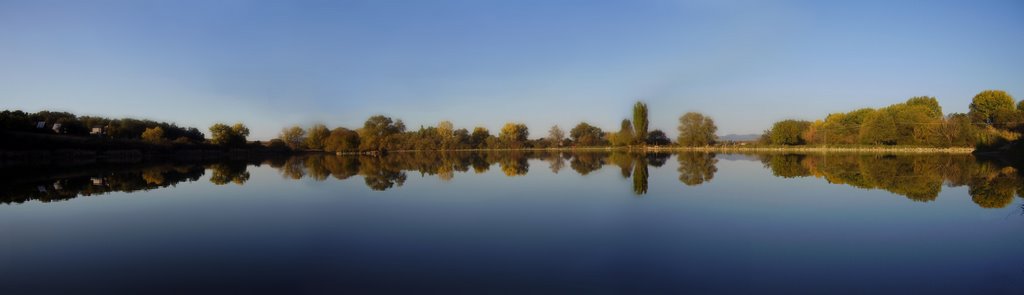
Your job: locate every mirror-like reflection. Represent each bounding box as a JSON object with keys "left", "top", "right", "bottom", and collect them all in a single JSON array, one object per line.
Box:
[
  {"left": 678, "top": 152, "right": 718, "bottom": 186},
  {"left": 3, "top": 150, "right": 1024, "bottom": 293},
  {"left": 2, "top": 151, "right": 1021, "bottom": 208},
  {"left": 755, "top": 153, "right": 1024, "bottom": 207}
]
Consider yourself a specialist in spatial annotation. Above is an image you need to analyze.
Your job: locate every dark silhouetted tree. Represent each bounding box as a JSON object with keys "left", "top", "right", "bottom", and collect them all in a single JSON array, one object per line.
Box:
[{"left": 647, "top": 129, "right": 672, "bottom": 146}]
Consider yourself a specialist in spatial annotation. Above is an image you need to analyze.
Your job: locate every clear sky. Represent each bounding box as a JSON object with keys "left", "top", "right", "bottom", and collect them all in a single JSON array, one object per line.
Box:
[{"left": 2, "top": 0, "right": 1022, "bottom": 140}]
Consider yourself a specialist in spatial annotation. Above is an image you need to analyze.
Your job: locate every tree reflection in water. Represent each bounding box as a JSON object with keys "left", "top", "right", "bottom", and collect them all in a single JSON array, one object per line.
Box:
[
  {"left": 756, "top": 153, "right": 1024, "bottom": 208},
  {"left": 209, "top": 161, "right": 250, "bottom": 185},
  {"left": 632, "top": 154, "right": 649, "bottom": 195},
  {"left": 0, "top": 152, "right": 1020, "bottom": 208},
  {"left": 1, "top": 161, "right": 209, "bottom": 204},
  {"left": 678, "top": 152, "right": 717, "bottom": 186}
]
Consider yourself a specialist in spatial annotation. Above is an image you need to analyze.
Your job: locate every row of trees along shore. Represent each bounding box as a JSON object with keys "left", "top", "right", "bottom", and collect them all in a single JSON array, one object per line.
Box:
[
  {"left": 275, "top": 102, "right": 677, "bottom": 152},
  {"left": 1, "top": 90, "right": 1021, "bottom": 153},
  {"left": 761, "top": 90, "right": 1024, "bottom": 149}
]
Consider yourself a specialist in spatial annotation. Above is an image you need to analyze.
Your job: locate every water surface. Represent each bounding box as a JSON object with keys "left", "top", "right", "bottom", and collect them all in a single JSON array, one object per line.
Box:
[{"left": 1, "top": 152, "right": 1022, "bottom": 294}]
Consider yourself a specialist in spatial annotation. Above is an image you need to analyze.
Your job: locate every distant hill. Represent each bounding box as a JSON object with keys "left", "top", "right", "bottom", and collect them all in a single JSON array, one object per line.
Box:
[{"left": 718, "top": 134, "right": 760, "bottom": 142}]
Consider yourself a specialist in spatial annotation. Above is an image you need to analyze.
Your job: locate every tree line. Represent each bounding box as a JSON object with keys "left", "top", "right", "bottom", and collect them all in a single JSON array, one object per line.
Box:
[
  {"left": 3, "top": 89, "right": 1021, "bottom": 152},
  {"left": 278, "top": 101, "right": 692, "bottom": 152},
  {"left": 760, "top": 90, "right": 1024, "bottom": 148},
  {"left": 0, "top": 110, "right": 265, "bottom": 150},
  {"left": 0, "top": 110, "right": 205, "bottom": 143}
]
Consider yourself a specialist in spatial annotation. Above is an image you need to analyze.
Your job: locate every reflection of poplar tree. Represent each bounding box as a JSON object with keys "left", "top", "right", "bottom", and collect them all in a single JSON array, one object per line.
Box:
[{"left": 632, "top": 155, "right": 648, "bottom": 195}]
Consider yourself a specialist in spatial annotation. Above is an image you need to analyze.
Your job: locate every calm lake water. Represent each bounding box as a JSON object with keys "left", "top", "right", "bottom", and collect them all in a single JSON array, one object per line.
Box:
[{"left": 2, "top": 151, "right": 1023, "bottom": 294}]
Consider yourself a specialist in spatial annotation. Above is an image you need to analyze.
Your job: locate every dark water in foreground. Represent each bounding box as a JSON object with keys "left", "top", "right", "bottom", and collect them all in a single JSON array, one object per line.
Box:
[{"left": 1, "top": 151, "right": 1023, "bottom": 294}]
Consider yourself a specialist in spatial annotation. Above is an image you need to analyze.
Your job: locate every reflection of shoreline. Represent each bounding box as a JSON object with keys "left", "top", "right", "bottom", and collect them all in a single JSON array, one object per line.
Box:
[
  {"left": 0, "top": 157, "right": 274, "bottom": 205},
  {"left": 361, "top": 145, "right": 976, "bottom": 154},
  {"left": 649, "top": 146, "right": 975, "bottom": 154},
  {"left": 2, "top": 152, "right": 1019, "bottom": 209},
  {"left": 758, "top": 153, "right": 1024, "bottom": 208}
]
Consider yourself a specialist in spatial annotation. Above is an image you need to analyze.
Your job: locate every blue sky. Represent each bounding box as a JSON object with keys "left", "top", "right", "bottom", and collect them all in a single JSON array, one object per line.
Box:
[{"left": 1, "top": 0, "right": 1022, "bottom": 140}]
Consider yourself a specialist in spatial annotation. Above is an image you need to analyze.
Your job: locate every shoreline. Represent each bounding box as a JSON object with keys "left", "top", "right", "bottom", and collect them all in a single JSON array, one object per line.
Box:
[
  {"left": 364, "top": 145, "right": 977, "bottom": 154},
  {"left": 643, "top": 146, "right": 976, "bottom": 154},
  {"left": 1, "top": 145, "right": 978, "bottom": 163}
]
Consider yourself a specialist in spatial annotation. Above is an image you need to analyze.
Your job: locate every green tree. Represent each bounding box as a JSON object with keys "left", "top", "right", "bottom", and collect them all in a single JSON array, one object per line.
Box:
[
  {"left": 938, "top": 113, "right": 977, "bottom": 147},
  {"left": 499, "top": 122, "right": 529, "bottom": 148},
  {"left": 305, "top": 124, "right": 330, "bottom": 150},
  {"left": 677, "top": 112, "right": 717, "bottom": 147},
  {"left": 437, "top": 120, "right": 454, "bottom": 139},
  {"left": 358, "top": 115, "right": 405, "bottom": 151},
  {"left": 859, "top": 110, "right": 898, "bottom": 145},
  {"left": 769, "top": 120, "right": 811, "bottom": 145},
  {"left": 969, "top": 90, "right": 1015, "bottom": 125},
  {"left": 905, "top": 96, "right": 943, "bottom": 118},
  {"left": 141, "top": 126, "right": 164, "bottom": 143},
  {"left": 859, "top": 100, "right": 942, "bottom": 145},
  {"left": 613, "top": 119, "right": 634, "bottom": 146},
  {"left": 470, "top": 127, "right": 491, "bottom": 149},
  {"left": 821, "top": 108, "right": 874, "bottom": 144},
  {"left": 548, "top": 125, "right": 565, "bottom": 146},
  {"left": 892, "top": 103, "right": 942, "bottom": 145},
  {"left": 452, "top": 128, "right": 471, "bottom": 149},
  {"left": 209, "top": 123, "right": 249, "bottom": 146},
  {"left": 570, "top": 122, "right": 605, "bottom": 146},
  {"left": 324, "top": 127, "right": 360, "bottom": 152},
  {"left": 279, "top": 125, "right": 306, "bottom": 150},
  {"left": 632, "top": 101, "right": 649, "bottom": 145},
  {"left": 231, "top": 123, "right": 249, "bottom": 143}
]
